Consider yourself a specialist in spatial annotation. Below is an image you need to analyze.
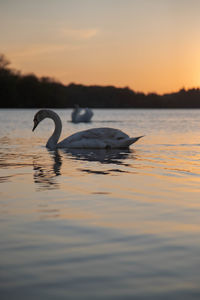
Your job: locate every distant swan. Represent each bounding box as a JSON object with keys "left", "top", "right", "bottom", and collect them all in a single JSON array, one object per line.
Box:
[
  {"left": 32, "top": 109, "right": 143, "bottom": 150},
  {"left": 71, "top": 105, "right": 93, "bottom": 123}
]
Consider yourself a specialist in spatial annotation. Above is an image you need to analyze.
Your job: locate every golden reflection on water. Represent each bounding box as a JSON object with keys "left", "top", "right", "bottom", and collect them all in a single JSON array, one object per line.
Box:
[
  {"left": 1, "top": 113, "right": 200, "bottom": 238},
  {"left": 24, "top": 145, "right": 200, "bottom": 236},
  {"left": 2, "top": 109, "right": 200, "bottom": 300}
]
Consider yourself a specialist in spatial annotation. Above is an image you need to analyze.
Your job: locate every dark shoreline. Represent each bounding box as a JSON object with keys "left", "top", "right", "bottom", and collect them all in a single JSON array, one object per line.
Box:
[{"left": 1, "top": 54, "right": 200, "bottom": 109}]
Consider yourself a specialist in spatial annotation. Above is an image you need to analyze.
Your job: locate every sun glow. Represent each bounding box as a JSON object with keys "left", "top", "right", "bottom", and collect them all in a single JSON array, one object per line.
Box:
[{"left": 1, "top": 0, "right": 200, "bottom": 93}]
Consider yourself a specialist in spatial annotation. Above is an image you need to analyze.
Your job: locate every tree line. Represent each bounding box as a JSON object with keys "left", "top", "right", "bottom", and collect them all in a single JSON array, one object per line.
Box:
[{"left": 1, "top": 53, "right": 200, "bottom": 108}]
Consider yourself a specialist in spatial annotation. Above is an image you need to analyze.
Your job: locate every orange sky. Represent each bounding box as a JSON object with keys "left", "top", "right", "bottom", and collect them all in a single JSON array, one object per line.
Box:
[{"left": 1, "top": 0, "right": 200, "bottom": 94}]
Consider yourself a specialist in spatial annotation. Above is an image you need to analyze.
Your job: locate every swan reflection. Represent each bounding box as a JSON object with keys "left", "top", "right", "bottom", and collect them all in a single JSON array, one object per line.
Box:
[
  {"left": 61, "top": 148, "right": 132, "bottom": 165},
  {"left": 60, "top": 148, "right": 133, "bottom": 175},
  {"left": 33, "top": 148, "right": 136, "bottom": 189},
  {"left": 33, "top": 150, "right": 62, "bottom": 190}
]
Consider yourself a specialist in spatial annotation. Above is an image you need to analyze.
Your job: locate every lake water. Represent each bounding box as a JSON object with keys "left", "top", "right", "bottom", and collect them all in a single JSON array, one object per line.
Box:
[{"left": 1, "top": 108, "right": 200, "bottom": 299}]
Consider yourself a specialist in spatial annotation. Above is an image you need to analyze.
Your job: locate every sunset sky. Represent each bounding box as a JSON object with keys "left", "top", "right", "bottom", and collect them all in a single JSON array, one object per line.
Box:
[{"left": 1, "top": 0, "right": 200, "bottom": 94}]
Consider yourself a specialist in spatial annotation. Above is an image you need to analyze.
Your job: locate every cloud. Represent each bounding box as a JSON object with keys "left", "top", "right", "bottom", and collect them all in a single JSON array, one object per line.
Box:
[
  {"left": 4, "top": 27, "right": 99, "bottom": 64},
  {"left": 60, "top": 28, "right": 99, "bottom": 40}
]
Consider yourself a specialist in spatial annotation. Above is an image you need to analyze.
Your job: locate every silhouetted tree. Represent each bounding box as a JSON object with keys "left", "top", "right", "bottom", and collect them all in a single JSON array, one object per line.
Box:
[
  {"left": 0, "top": 54, "right": 10, "bottom": 70},
  {"left": 1, "top": 53, "right": 200, "bottom": 108}
]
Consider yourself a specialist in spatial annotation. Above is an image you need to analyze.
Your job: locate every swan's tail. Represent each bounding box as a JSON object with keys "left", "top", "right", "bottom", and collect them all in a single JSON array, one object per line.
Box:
[
  {"left": 120, "top": 136, "right": 144, "bottom": 148},
  {"left": 130, "top": 135, "right": 144, "bottom": 144}
]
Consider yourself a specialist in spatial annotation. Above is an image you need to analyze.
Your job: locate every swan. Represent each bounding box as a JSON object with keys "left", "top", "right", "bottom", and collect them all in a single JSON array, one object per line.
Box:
[
  {"left": 32, "top": 109, "right": 143, "bottom": 150},
  {"left": 71, "top": 105, "right": 93, "bottom": 123}
]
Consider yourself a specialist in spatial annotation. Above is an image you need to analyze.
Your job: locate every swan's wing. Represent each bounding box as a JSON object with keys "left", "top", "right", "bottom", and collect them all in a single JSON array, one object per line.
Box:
[
  {"left": 74, "top": 109, "right": 93, "bottom": 122},
  {"left": 58, "top": 128, "right": 143, "bottom": 149},
  {"left": 85, "top": 108, "right": 93, "bottom": 117},
  {"left": 67, "top": 128, "right": 130, "bottom": 142}
]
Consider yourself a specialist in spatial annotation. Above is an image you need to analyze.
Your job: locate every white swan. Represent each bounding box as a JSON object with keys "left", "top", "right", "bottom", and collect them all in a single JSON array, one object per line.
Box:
[
  {"left": 32, "top": 109, "right": 143, "bottom": 150},
  {"left": 71, "top": 105, "right": 93, "bottom": 123}
]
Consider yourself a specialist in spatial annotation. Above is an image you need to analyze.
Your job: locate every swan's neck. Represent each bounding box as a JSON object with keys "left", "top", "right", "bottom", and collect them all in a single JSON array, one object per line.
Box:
[
  {"left": 72, "top": 108, "right": 81, "bottom": 122},
  {"left": 46, "top": 110, "right": 62, "bottom": 149}
]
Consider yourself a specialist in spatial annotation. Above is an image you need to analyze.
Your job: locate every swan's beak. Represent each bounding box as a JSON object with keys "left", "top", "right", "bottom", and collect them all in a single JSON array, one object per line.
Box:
[{"left": 32, "top": 120, "right": 38, "bottom": 131}]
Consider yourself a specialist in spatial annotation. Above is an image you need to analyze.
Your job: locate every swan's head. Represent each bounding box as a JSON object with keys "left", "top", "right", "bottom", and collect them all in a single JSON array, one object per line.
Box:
[{"left": 32, "top": 110, "right": 48, "bottom": 131}]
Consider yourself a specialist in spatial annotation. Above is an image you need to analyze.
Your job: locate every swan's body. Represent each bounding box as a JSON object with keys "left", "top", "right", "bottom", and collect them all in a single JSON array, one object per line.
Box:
[
  {"left": 71, "top": 106, "right": 93, "bottom": 123},
  {"left": 33, "top": 109, "right": 143, "bottom": 150}
]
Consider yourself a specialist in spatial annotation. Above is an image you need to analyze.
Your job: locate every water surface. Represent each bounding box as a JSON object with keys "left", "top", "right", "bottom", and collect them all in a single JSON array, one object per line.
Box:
[{"left": 1, "top": 109, "right": 200, "bottom": 299}]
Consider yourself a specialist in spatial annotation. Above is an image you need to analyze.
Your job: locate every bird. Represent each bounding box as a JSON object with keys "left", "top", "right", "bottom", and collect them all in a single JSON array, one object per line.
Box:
[
  {"left": 71, "top": 105, "right": 93, "bottom": 123},
  {"left": 32, "top": 109, "right": 143, "bottom": 150}
]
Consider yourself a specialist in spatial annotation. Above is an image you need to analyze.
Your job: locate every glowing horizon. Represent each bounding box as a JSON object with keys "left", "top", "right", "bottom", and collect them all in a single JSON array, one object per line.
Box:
[{"left": 1, "top": 0, "right": 200, "bottom": 94}]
